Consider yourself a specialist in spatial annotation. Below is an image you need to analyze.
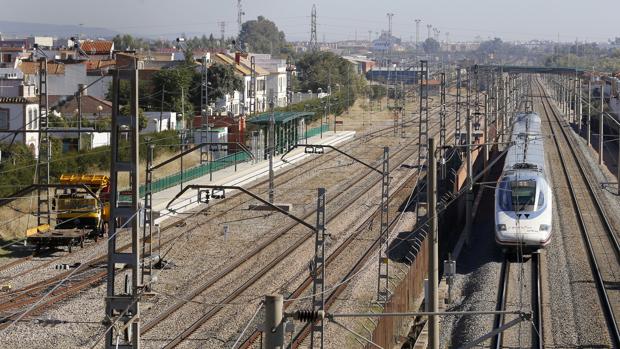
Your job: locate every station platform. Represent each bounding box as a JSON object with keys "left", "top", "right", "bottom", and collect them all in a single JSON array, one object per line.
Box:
[{"left": 150, "top": 130, "right": 356, "bottom": 225}]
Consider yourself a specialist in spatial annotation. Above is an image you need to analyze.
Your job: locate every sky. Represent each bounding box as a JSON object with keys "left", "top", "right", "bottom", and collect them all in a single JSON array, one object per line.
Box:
[{"left": 1, "top": 0, "right": 618, "bottom": 43}]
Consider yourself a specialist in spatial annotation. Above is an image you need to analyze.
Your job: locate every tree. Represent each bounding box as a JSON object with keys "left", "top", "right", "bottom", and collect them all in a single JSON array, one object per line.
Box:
[
  {"left": 295, "top": 51, "right": 362, "bottom": 93},
  {"left": 238, "top": 16, "right": 288, "bottom": 54},
  {"left": 112, "top": 34, "right": 150, "bottom": 51},
  {"left": 422, "top": 38, "right": 440, "bottom": 53},
  {"left": 189, "top": 62, "right": 243, "bottom": 108},
  {"left": 151, "top": 65, "right": 196, "bottom": 120}
]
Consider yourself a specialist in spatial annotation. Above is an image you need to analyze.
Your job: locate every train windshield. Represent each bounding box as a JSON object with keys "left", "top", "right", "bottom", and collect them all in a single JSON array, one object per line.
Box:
[
  {"left": 497, "top": 178, "right": 538, "bottom": 212},
  {"left": 510, "top": 180, "right": 537, "bottom": 212},
  {"left": 498, "top": 178, "right": 513, "bottom": 211}
]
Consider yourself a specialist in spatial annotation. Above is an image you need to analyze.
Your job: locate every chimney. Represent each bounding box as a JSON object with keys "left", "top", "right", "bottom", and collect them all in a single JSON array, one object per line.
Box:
[{"left": 235, "top": 52, "right": 241, "bottom": 64}]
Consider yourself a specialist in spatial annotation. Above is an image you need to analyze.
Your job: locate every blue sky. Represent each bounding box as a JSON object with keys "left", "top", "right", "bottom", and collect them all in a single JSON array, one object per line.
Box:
[{"left": 2, "top": 0, "right": 618, "bottom": 42}]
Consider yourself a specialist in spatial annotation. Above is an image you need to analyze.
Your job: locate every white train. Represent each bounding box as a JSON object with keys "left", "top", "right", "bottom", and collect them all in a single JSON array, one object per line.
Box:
[{"left": 495, "top": 112, "right": 553, "bottom": 251}]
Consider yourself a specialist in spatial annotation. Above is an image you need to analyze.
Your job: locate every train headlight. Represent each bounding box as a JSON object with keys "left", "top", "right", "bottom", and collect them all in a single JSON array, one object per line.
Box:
[
  {"left": 497, "top": 224, "right": 506, "bottom": 231},
  {"left": 539, "top": 224, "right": 550, "bottom": 231}
]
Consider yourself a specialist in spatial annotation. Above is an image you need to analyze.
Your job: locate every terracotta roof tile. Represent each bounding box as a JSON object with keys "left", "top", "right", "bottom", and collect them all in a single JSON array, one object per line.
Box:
[
  {"left": 86, "top": 59, "right": 116, "bottom": 71},
  {"left": 18, "top": 61, "right": 65, "bottom": 75},
  {"left": 80, "top": 41, "right": 114, "bottom": 55}
]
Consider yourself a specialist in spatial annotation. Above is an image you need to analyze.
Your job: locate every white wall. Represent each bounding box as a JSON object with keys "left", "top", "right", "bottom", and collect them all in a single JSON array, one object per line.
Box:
[
  {"left": 91, "top": 132, "right": 110, "bottom": 148},
  {"left": 0, "top": 103, "right": 39, "bottom": 156},
  {"left": 142, "top": 111, "right": 177, "bottom": 133}
]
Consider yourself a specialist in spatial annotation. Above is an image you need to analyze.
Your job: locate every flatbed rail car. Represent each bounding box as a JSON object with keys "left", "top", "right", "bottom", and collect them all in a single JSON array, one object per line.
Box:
[
  {"left": 25, "top": 174, "right": 110, "bottom": 252},
  {"left": 26, "top": 228, "right": 90, "bottom": 253}
]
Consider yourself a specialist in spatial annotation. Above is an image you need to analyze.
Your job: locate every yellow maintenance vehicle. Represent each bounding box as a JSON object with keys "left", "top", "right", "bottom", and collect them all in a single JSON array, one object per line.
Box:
[{"left": 25, "top": 174, "right": 110, "bottom": 252}]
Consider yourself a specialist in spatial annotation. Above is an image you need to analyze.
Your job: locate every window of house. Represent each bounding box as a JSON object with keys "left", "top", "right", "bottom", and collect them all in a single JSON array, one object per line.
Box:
[
  {"left": 27, "top": 108, "right": 34, "bottom": 130},
  {"left": 0, "top": 109, "right": 9, "bottom": 130}
]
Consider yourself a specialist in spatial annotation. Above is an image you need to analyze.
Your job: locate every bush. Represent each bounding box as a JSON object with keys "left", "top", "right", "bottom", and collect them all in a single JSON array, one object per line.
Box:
[{"left": 0, "top": 130, "right": 181, "bottom": 197}]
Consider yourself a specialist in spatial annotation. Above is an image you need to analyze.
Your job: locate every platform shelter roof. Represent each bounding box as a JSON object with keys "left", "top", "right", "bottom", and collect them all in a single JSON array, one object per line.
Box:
[{"left": 247, "top": 112, "right": 315, "bottom": 125}]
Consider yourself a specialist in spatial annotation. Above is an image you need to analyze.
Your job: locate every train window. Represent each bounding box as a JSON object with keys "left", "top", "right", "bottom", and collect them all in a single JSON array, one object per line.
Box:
[
  {"left": 537, "top": 190, "right": 545, "bottom": 210},
  {"left": 510, "top": 180, "right": 536, "bottom": 212},
  {"left": 498, "top": 178, "right": 512, "bottom": 211}
]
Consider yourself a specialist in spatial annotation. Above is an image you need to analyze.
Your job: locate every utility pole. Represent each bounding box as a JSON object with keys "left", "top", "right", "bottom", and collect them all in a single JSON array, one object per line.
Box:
[
  {"left": 142, "top": 144, "right": 155, "bottom": 287},
  {"left": 264, "top": 295, "right": 284, "bottom": 349},
  {"left": 418, "top": 60, "right": 429, "bottom": 168},
  {"left": 587, "top": 80, "right": 591, "bottom": 146},
  {"left": 465, "top": 109, "right": 473, "bottom": 245},
  {"left": 483, "top": 94, "right": 489, "bottom": 166},
  {"left": 310, "top": 4, "right": 318, "bottom": 51},
  {"left": 105, "top": 57, "right": 141, "bottom": 349},
  {"left": 219, "top": 21, "right": 226, "bottom": 42},
  {"left": 77, "top": 86, "right": 83, "bottom": 151},
  {"left": 286, "top": 57, "right": 294, "bottom": 106},
  {"left": 269, "top": 98, "right": 275, "bottom": 204},
  {"left": 427, "top": 137, "right": 439, "bottom": 349},
  {"left": 250, "top": 56, "right": 256, "bottom": 115},
  {"left": 578, "top": 78, "right": 583, "bottom": 134},
  {"left": 237, "top": 0, "right": 244, "bottom": 38},
  {"left": 200, "top": 55, "right": 210, "bottom": 164},
  {"left": 37, "top": 57, "right": 50, "bottom": 227},
  {"left": 414, "top": 19, "right": 421, "bottom": 50},
  {"left": 455, "top": 68, "right": 461, "bottom": 145},
  {"left": 310, "top": 188, "right": 326, "bottom": 349},
  {"left": 377, "top": 147, "right": 390, "bottom": 304},
  {"left": 439, "top": 72, "right": 447, "bottom": 179},
  {"left": 599, "top": 84, "right": 604, "bottom": 165}
]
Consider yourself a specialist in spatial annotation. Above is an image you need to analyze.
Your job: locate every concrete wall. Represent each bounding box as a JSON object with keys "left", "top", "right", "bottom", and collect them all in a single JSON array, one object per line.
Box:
[{"left": 143, "top": 111, "right": 177, "bottom": 133}]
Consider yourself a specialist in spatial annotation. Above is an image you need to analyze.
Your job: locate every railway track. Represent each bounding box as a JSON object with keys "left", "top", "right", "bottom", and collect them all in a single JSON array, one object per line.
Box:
[
  {"left": 143, "top": 107, "right": 463, "bottom": 347},
  {"left": 143, "top": 131, "right": 423, "bottom": 347},
  {"left": 537, "top": 79, "right": 620, "bottom": 347},
  {"left": 0, "top": 111, "right": 431, "bottom": 329},
  {"left": 492, "top": 254, "right": 542, "bottom": 349}
]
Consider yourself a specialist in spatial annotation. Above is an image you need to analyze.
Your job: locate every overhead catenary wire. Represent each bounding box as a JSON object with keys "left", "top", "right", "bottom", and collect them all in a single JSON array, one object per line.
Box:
[{"left": 0, "top": 207, "right": 143, "bottom": 332}]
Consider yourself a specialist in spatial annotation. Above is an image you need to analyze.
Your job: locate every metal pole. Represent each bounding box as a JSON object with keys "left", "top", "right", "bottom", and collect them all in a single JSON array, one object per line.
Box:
[
  {"left": 142, "top": 144, "right": 154, "bottom": 286},
  {"left": 439, "top": 72, "right": 446, "bottom": 179},
  {"left": 77, "top": 91, "right": 82, "bottom": 151},
  {"left": 105, "top": 61, "right": 141, "bottom": 349},
  {"left": 494, "top": 86, "right": 499, "bottom": 144},
  {"left": 269, "top": 105, "right": 275, "bottom": 204},
  {"left": 465, "top": 109, "right": 473, "bottom": 245},
  {"left": 483, "top": 94, "right": 489, "bottom": 166},
  {"left": 427, "top": 138, "right": 439, "bottom": 349},
  {"left": 377, "top": 146, "right": 390, "bottom": 304},
  {"left": 599, "top": 86, "right": 604, "bottom": 165},
  {"left": 455, "top": 68, "right": 461, "bottom": 145},
  {"left": 310, "top": 188, "right": 326, "bottom": 349},
  {"left": 587, "top": 80, "right": 591, "bottom": 146},
  {"left": 264, "top": 295, "right": 284, "bottom": 349},
  {"left": 578, "top": 78, "right": 583, "bottom": 134}
]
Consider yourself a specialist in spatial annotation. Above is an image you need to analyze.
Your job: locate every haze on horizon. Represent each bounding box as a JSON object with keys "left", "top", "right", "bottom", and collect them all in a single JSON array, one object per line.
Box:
[{"left": 1, "top": 0, "right": 618, "bottom": 43}]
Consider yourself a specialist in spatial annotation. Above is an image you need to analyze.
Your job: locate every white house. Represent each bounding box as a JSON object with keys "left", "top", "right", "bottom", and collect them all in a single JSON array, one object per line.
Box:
[
  {"left": 211, "top": 53, "right": 269, "bottom": 116},
  {"left": 0, "top": 96, "right": 40, "bottom": 155},
  {"left": 143, "top": 111, "right": 177, "bottom": 133},
  {"left": 251, "top": 54, "right": 288, "bottom": 108}
]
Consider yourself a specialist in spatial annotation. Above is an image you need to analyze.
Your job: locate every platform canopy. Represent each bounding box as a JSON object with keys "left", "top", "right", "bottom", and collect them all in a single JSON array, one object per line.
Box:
[
  {"left": 471, "top": 65, "right": 582, "bottom": 74},
  {"left": 247, "top": 111, "right": 315, "bottom": 125}
]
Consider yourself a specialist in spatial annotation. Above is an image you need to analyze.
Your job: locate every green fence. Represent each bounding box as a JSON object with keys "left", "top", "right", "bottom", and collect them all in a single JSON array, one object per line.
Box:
[
  {"left": 138, "top": 124, "right": 328, "bottom": 197},
  {"left": 139, "top": 151, "right": 252, "bottom": 197},
  {"left": 304, "top": 124, "right": 330, "bottom": 139}
]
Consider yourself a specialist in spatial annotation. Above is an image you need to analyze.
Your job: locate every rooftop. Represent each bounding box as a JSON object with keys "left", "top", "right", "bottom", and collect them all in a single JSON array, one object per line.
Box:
[
  {"left": 0, "top": 96, "right": 38, "bottom": 104},
  {"left": 80, "top": 40, "right": 114, "bottom": 55},
  {"left": 19, "top": 61, "right": 66, "bottom": 75}
]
